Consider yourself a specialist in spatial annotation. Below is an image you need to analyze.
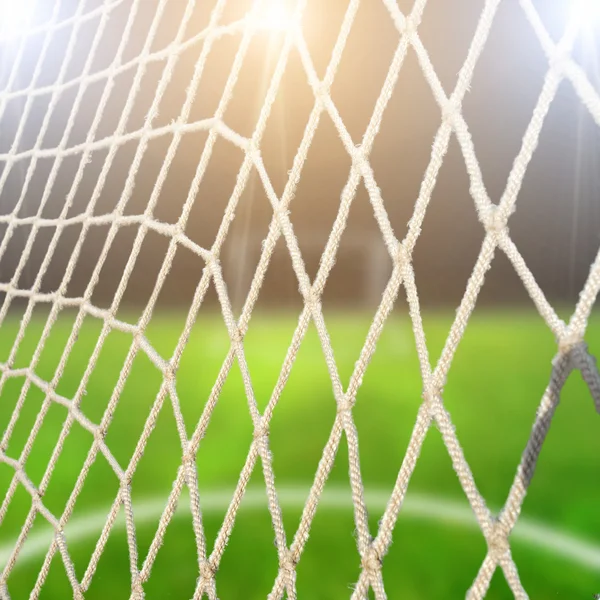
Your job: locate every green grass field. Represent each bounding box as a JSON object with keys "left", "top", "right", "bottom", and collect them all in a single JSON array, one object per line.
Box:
[{"left": 0, "top": 310, "right": 599, "bottom": 599}]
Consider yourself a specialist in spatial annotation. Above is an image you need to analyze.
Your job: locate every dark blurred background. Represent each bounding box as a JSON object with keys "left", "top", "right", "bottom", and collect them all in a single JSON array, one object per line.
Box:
[{"left": 0, "top": 0, "right": 598, "bottom": 315}]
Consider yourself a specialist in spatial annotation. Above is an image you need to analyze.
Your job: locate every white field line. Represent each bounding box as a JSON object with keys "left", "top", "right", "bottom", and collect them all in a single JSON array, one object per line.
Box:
[{"left": 1, "top": 486, "right": 599, "bottom": 572}]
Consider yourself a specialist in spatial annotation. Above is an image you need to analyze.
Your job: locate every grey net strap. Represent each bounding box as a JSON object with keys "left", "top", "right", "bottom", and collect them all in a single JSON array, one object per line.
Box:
[{"left": 0, "top": 0, "right": 599, "bottom": 598}]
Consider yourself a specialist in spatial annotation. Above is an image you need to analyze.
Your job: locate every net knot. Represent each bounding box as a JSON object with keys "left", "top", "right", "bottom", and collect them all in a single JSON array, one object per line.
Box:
[
  {"left": 351, "top": 145, "right": 367, "bottom": 171},
  {"left": 402, "top": 14, "right": 418, "bottom": 38},
  {"left": 94, "top": 426, "right": 106, "bottom": 444},
  {"left": 163, "top": 364, "right": 176, "bottom": 382},
  {"left": 228, "top": 326, "right": 244, "bottom": 345},
  {"left": 422, "top": 382, "right": 441, "bottom": 410},
  {"left": 337, "top": 399, "right": 352, "bottom": 416},
  {"left": 182, "top": 451, "right": 195, "bottom": 466},
  {"left": 361, "top": 547, "right": 382, "bottom": 576},
  {"left": 199, "top": 559, "right": 216, "bottom": 581},
  {"left": 247, "top": 139, "right": 261, "bottom": 161},
  {"left": 253, "top": 420, "right": 269, "bottom": 442},
  {"left": 558, "top": 333, "right": 583, "bottom": 356},
  {"left": 281, "top": 552, "right": 297, "bottom": 575},
  {"left": 550, "top": 49, "right": 570, "bottom": 73},
  {"left": 390, "top": 241, "right": 407, "bottom": 269},
  {"left": 315, "top": 80, "right": 330, "bottom": 102},
  {"left": 170, "top": 117, "right": 183, "bottom": 133},
  {"left": 483, "top": 205, "right": 505, "bottom": 236},
  {"left": 131, "top": 580, "right": 145, "bottom": 599},
  {"left": 205, "top": 252, "right": 218, "bottom": 266},
  {"left": 305, "top": 287, "right": 320, "bottom": 309},
  {"left": 488, "top": 522, "right": 510, "bottom": 559},
  {"left": 442, "top": 99, "right": 459, "bottom": 127}
]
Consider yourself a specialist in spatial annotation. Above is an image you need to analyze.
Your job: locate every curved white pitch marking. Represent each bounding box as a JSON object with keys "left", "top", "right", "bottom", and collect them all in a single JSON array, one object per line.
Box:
[{"left": 1, "top": 486, "right": 599, "bottom": 572}]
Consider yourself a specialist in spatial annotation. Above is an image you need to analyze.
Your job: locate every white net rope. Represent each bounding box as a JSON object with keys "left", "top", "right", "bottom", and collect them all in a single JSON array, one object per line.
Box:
[{"left": 0, "top": 0, "right": 599, "bottom": 598}]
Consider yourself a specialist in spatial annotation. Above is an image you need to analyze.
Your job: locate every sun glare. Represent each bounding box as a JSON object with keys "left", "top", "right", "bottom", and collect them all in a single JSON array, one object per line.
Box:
[
  {"left": 256, "top": 0, "right": 294, "bottom": 33},
  {"left": 0, "top": 0, "right": 35, "bottom": 40},
  {"left": 572, "top": 0, "right": 600, "bottom": 24}
]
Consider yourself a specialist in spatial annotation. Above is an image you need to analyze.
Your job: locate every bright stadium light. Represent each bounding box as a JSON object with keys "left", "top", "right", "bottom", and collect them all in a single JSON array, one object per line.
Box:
[{"left": 0, "top": 0, "right": 35, "bottom": 39}]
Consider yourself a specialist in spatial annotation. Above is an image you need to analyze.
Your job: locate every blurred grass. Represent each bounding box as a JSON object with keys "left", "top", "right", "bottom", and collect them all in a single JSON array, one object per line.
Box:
[{"left": 0, "top": 309, "right": 598, "bottom": 599}]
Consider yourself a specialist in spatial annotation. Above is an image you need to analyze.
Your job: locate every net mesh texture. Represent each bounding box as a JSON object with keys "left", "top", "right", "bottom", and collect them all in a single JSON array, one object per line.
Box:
[{"left": 0, "top": 0, "right": 600, "bottom": 598}]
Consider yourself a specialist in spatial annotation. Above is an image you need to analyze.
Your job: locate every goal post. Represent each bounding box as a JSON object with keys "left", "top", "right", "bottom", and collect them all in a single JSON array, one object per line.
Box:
[{"left": 0, "top": 0, "right": 599, "bottom": 598}]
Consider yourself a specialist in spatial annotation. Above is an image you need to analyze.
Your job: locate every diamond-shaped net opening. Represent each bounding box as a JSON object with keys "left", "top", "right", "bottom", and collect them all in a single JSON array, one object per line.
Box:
[{"left": 0, "top": 0, "right": 599, "bottom": 598}]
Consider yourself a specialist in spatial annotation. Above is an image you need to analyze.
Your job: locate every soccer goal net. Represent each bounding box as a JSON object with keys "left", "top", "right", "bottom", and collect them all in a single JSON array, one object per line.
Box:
[{"left": 0, "top": 0, "right": 599, "bottom": 598}]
